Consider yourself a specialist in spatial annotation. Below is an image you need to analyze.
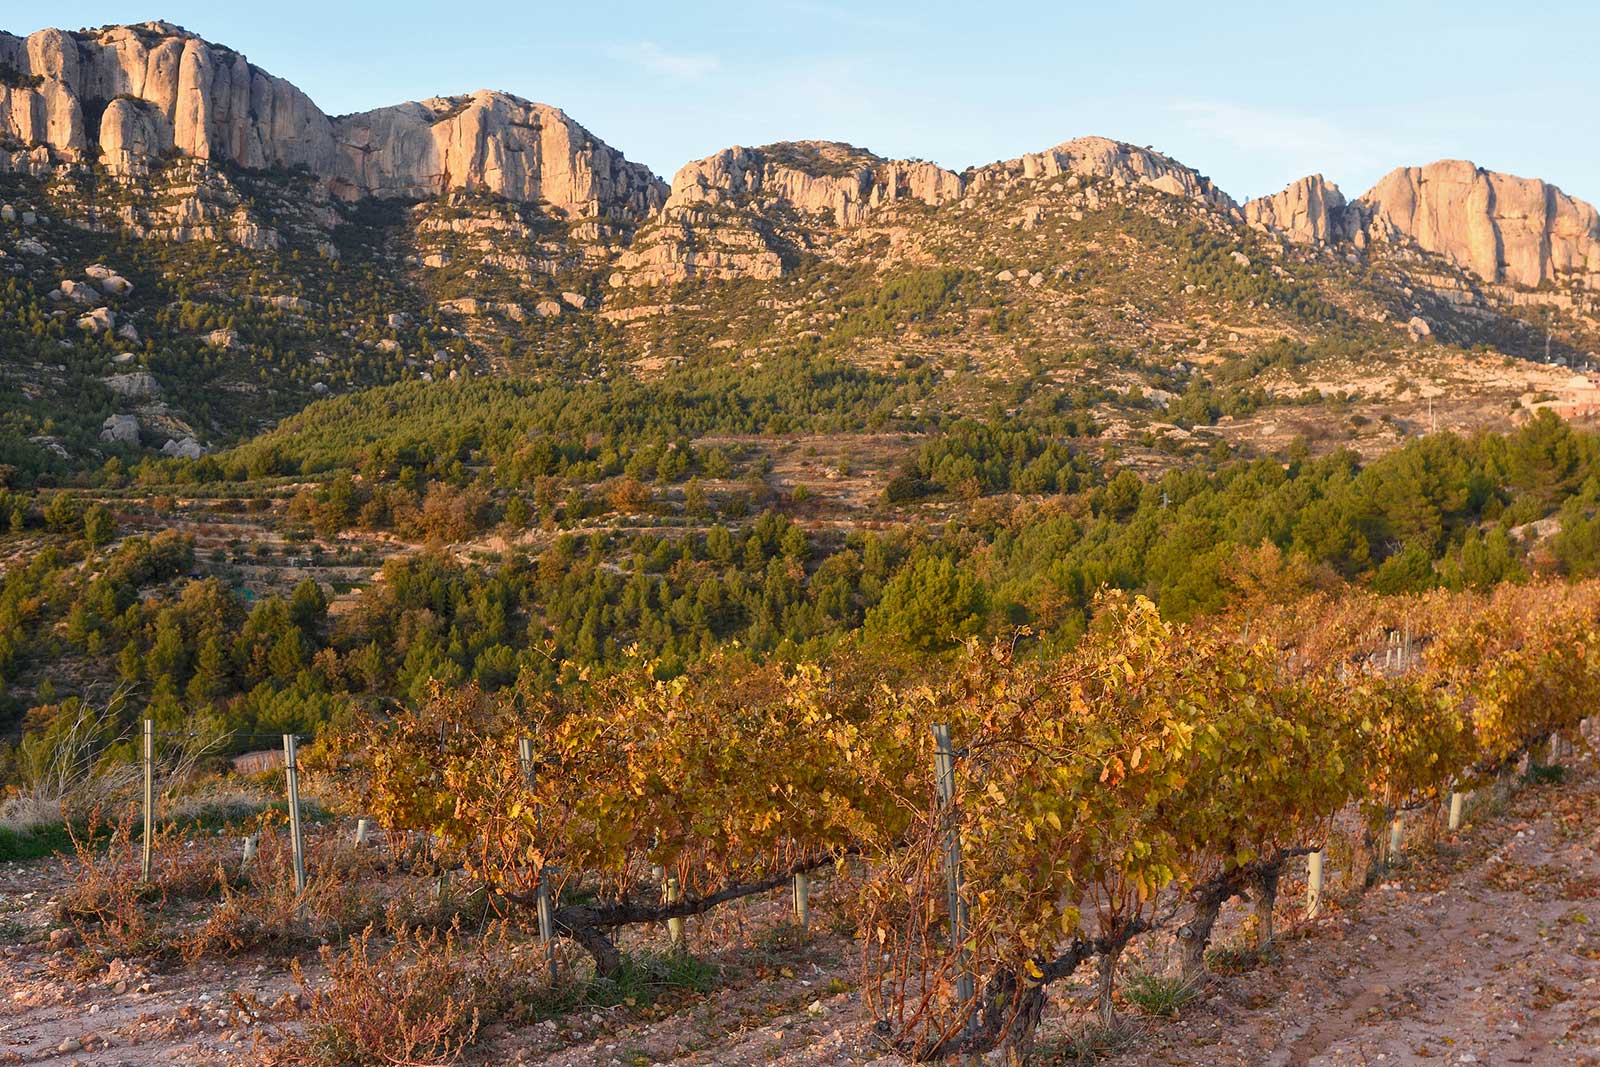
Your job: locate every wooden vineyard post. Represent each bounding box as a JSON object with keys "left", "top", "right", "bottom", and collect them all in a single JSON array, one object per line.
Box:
[
  {"left": 283, "top": 734, "right": 307, "bottom": 897},
  {"left": 1388, "top": 814, "right": 1404, "bottom": 864},
  {"left": 518, "top": 737, "right": 558, "bottom": 982},
  {"left": 140, "top": 719, "right": 154, "bottom": 883},
  {"left": 665, "top": 874, "right": 685, "bottom": 949},
  {"left": 931, "top": 723, "right": 974, "bottom": 1006},
  {"left": 793, "top": 871, "right": 811, "bottom": 929},
  {"left": 1448, "top": 791, "right": 1466, "bottom": 832},
  {"left": 1305, "top": 851, "right": 1324, "bottom": 919}
]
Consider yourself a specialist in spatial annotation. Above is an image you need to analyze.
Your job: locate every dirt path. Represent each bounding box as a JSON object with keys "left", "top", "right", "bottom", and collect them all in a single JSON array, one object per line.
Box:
[{"left": 1086, "top": 762, "right": 1600, "bottom": 1067}]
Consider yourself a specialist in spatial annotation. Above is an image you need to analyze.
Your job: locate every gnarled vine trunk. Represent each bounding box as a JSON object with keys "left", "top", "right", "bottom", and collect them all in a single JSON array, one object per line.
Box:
[
  {"left": 1177, "top": 880, "right": 1232, "bottom": 985},
  {"left": 1252, "top": 862, "right": 1281, "bottom": 951}
]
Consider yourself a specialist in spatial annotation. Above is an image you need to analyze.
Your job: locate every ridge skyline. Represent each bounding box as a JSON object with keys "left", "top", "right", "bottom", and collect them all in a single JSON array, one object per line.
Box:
[{"left": 6, "top": 1, "right": 1597, "bottom": 205}]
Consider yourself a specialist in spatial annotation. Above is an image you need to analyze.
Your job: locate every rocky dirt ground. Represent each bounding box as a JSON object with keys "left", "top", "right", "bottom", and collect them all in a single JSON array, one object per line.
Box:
[{"left": 2, "top": 748, "right": 1595, "bottom": 1067}]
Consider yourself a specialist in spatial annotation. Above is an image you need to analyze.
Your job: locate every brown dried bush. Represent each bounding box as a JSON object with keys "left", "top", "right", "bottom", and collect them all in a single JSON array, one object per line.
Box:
[{"left": 266, "top": 924, "right": 494, "bottom": 1067}]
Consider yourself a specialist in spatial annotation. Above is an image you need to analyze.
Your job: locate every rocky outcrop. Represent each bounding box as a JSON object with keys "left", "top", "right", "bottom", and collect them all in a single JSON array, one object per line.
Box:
[
  {"left": 100, "top": 413, "right": 140, "bottom": 445},
  {"left": 1247, "top": 162, "right": 1600, "bottom": 291},
  {"left": 0, "top": 23, "right": 663, "bottom": 223},
  {"left": 331, "top": 92, "right": 664, "bottom": 219},
  {"left": 1244, "top": 174, "right": 1349, "bottom": 244},
  {"left": 972, "top": 137, "right": 1236, "bottom": 211},
  {"left": 0, "top": 23, "right": 336, "bottom": 174},
  {"left": 1357, "top": 161, "right": 1600, "bottom": 288},
  {"left": 98, "top": 97, "right": 174, "bottom": 175},
  {"left": 615, "top": 141, "right": 965, "bottom": 286},
  {"left": 102, "top": 370, "right": 159, "bottom": 398},
  {"left": 665, "top": 142, "right": 963, "bottom": 226}
]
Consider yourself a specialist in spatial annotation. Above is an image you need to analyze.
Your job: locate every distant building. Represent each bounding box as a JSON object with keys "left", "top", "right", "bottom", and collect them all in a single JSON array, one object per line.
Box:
[{"left": 1545, "top": 373, "right": 1600, "bottom": 419}]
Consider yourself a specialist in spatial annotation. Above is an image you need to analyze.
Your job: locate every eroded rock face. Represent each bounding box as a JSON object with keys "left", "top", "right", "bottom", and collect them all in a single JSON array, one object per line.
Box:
[
  {"left": 99, "top": 97, "right": 175, "bottom": 175},
  {"left": 973, "top": 137, "right": 1236, "bottom": 211},
  {"left": 1244, "top": 174, "right": 1349, "bottom": 244},
  {"left": 331, "top": 92, "right": 664, "bottom": 219},
  {"left": 1246, "top": 162, "right": 1600, "bottom": 290},
  {"left": 0, "top": 22, "right": 663, "bottom": 223},
  {"left": 616, "top": 141, "right": 967, "bottom": 286},
  {"left": 665, "top": 141, "right": 964, "bottom": 226},
  {"left": 0, "top": 23, "right": 337, "bottom": 174},
  {"left": 1358, "top": 161, "right": 1600, "bottom": 288}
]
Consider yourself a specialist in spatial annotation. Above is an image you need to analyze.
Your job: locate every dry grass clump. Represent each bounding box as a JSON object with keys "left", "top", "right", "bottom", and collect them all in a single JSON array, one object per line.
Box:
[
  {"left": 267, "top": 924, "right": 503, "bottom": 1067},
  {"left": 57, "top": 812, "right": 471, "bottom": 965},
  {"left": 56, "top": 817, "right": 165, "bottom": 959},
  {"left": 265, "top": 919, "right": 719, "bottom": 1066}
]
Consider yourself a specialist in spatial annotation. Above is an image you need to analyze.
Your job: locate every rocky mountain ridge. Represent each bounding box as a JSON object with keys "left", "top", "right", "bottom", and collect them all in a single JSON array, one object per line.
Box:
[
  {"left": 1246, "top": 163, "right": 1600, "bottom": 290},
  {"left": 1, "top": 19, "right": 1598, "bottom": 478},
  {"left": 0, "top": 21, "right": 1595, "bottom": 299},
  {"left": 0, "top": 22, "right": 665, "bottom": 223}
]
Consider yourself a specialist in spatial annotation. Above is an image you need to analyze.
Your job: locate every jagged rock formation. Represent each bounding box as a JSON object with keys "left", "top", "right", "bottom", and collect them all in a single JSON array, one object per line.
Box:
[
  {"left": 613, "top": 142, "right": 963, "bottom": 287},
  {"left": 971, "top": 136, "right": 1236, "bottom": 211},
  {"left": 613, "top": 137, "right": 1233, "bottom": 287},
  {"left": 1247, "top": 163, "right": 1600, "bottom": 290},
  {"left": 1359, "top": 161, "right": 1600, "bottom": 289},
  {"left": 666, "top": 142, "right": 963, "bottom": 225},
  {"left": 0, "top": 24, "right": 336, "bottom": 172},
  {"left": 1, "top": 19, "right": 1595, "bottom": 305},
  {"left": 0, "top": 22, "right": 663, "bottom": 223},
  {"left": 331, "top": 92, "right": 663, "bottom": 220},
  {"left": 1244, "top": 174, "right": 1348, "bottom": 244}
]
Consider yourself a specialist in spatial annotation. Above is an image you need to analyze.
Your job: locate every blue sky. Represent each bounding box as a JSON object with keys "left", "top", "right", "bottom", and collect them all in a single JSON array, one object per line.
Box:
[{"left": 10, "top": 2, "right": 1598, "bottom": 203}]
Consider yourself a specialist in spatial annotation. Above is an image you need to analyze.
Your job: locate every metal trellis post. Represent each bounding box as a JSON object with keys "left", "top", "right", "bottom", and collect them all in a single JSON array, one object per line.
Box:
[{"left": 931, "top": 723, "right": 974, "bottom": 1005}]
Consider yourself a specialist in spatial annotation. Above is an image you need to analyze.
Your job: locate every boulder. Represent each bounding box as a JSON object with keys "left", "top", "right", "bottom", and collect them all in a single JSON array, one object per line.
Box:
[
  {"left": 59, "top": 279, "right": 98, "bottom": 304},
  {"left": 160, "top": 436, "right": 204, "bottom": 459},
  {"left": 78, "top": 307, "right": 115, "bottom": 332},
  {"left": 102, "top": 371, "right": 160, "bottom": 399},
  {"left": 100, "top": 413, "right": 140, "bottom": 445},
  {"left": 560, "top": 291, "right": 586, "bottom": 310}
]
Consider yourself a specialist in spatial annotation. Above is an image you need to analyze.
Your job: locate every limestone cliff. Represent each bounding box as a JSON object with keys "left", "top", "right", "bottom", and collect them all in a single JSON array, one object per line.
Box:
[
  {"left": 3, "top": 20, "right": 1596, "bottom": 299},
  {"left": 665, "top": 141, "right": 963, "bottom": 225},
  {"left": 971, "top": 137, "right": 1237, "bottom": 211},
  {"left": 1243, "top": 174, "right": 1349, "bottom": 244},
  {"left": 1246, "top": 162, "right": 1600, "bottom": 290},
  {"left": 331, "top": 92, "right": 663, "bottom": 220},
  {"left": 614, "top": 141, "right": 964, "bottom": 286},
  {"left": 1357, "top": 161, "right": 1600, "bottom": 289},
  {"left": 0, "top": 22, "right": 664, "bottom": 223},
  {"left": 0, "top": 23, "right": 336, "bottom": 173}
]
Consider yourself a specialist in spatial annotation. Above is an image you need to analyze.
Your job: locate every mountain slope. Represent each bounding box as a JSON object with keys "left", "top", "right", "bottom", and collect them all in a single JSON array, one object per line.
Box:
[{"left": 0, "top": 20, "right": 1596, "bottom": 482}]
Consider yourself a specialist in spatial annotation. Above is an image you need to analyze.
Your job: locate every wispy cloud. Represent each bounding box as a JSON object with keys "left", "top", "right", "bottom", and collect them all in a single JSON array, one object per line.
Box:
[
  {"left": 607, "top": 41, "right": 720, "bottom": 83},
  {"left": 1170, "top": 99, "right": 1406, "bottom": 194}
]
